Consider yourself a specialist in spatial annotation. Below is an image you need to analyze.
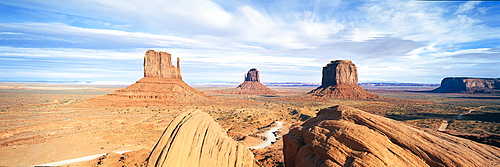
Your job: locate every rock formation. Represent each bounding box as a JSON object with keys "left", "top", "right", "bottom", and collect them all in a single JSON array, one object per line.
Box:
[
  {"left": 432, "top": 77, "right": 500, "bottom": 94},
  {"left": 85, "top": 50, "right": 215, "bottom": 107},
  {"left": 143, "top": 50, "right": 182, "bottom": 79},
  {"left": 245, "top": 68, "right": 260, "bottom": 82},
  {"left": 223, "top": 68, "right": 277, "bottom": 95},
  {"left": 308, "top": 60, "right": 377, "bottom": 99},
  {"left": 147, "top": 110, "right": 255, "bottom": 167},
  {"left": 283, "top": 105, "right": 500, "bottom": 167}
]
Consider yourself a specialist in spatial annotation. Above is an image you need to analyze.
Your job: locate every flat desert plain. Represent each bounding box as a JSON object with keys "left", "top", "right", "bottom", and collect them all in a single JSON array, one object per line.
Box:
[{"left": 0, "top": 82, "right": 499, "bottom": 166}]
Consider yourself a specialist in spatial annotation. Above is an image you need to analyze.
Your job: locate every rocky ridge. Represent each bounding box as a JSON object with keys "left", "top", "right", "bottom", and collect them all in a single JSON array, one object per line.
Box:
[
  {"left": 147, "top": 110, "right": 255, "bottom": 167},
  {"left": 283, "top": 105, "right": 500, "bottom": 167},
  {"left": 224, "top": 68, "right": 277, "bottom": 95},
  {"left": 308, "top": 60, "right": 378, "bottom": 99},
  {"left": 432, "top": 77, "right": 500, "bottom": 94}
]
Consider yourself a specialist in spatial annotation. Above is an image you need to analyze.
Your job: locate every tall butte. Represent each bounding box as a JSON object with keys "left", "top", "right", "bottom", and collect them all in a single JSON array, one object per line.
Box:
[
  {"left": 224, "top": 68, "right": 277, "bottom": 95},
  {"left": 308, "top": 60, "right": 377, "bottom": 99},
  {"left": 86, "top": 50, "right": 214, "bottom": 107}
]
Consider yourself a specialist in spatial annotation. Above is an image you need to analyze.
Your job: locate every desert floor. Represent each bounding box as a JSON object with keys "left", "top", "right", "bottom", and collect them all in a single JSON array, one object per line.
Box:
[{"left": 0, "top": 82, "right": 499, "bottom": 166}]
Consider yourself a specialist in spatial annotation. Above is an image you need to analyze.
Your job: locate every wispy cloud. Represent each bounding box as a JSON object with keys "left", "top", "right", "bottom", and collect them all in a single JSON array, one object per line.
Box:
[{"left": 0, "top": 0, "right": 499, "bottom": 83}]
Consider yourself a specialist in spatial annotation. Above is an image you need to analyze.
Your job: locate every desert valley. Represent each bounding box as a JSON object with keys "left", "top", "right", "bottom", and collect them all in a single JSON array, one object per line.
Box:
[{"left": 0, "top": 50, "right": 499, "bottom": 166}]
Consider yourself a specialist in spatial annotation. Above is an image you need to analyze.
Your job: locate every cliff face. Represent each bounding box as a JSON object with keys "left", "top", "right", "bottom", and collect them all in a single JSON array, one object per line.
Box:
[
  {"left": 85, "top": 50, "right": 215, "bottom": 107},
  {"left": 308, "top": 60, "right": 377, "bottom": 99},
  {"left": 322, "top": 60, "right": 357, "bottom": 86},
  {"left": 432, "top": 77, "right": 500, "bottom": 94},
  {"left": 144, "top": 50, "right": 182, "bottom": 79},
  {"left": 283, "top": 105, "right": 500, "bottom": 167},
  {"left": 244, "top": 68, "right": 260, "bottom": 82},
  {"left": 147, "top": 110, "right": 255, "bottom": 167},
  {"left": 223, "top": 68, "right": 277, "bottom": 95}
]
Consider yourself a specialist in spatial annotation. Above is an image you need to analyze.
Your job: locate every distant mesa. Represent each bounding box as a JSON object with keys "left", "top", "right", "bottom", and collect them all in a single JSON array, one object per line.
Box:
[
  {"left": 147, "top": 110, "right": 255, "bottom": 167},
  {"left": 223, "top": 68, "right": 277, "bottom": 95},
  {"left": 85, "top": 50, "right": 215, "bottom": 107},
  {"left": 283, "top": 105, "right": 500, "bottom": 167},
  {"left": 308, "top": 60, "right": 378, "bottom": 99},
  {"left": 432, "top": 77, "right": 500, "bottom": 94}
]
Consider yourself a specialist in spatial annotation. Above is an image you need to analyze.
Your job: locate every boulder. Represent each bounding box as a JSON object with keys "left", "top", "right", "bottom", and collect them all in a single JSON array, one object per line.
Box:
[
  {"left": 283, "top": 105, "right": 500, "bottom": 167},
  {"left": 308, "top": 60, "right": 377, "bottom": 99},
  {"left": 432, "top": 77, "right": 500, "bottom": 94},
  {"left": 147, "top": 110, "right": 255, "bottom": 167}
]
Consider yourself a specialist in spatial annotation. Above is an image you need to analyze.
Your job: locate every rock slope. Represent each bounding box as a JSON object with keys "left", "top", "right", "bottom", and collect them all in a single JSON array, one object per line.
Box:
[
  {"left": 224, "top": 68, "right": 277, "bottom": 95},
  {"left": 85, "top": 50, "right": 215, "bottom": 107},
  {"left": 283, "top": 105, "right": 500, "bottom": 167},
  {"left": 308, "top": 60, "right": 377, "bottom": 99},
  {"left": 147, "top": 110, "right": 255, "bottom": 167},
  {"left": 432, "top": 77, "right": 500, "bottom": 94}
]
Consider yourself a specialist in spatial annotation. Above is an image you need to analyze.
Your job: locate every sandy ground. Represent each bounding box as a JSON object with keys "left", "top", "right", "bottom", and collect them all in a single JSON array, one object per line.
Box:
[{"left": 1, "top": 82, "right": 498, "bottom": 166}]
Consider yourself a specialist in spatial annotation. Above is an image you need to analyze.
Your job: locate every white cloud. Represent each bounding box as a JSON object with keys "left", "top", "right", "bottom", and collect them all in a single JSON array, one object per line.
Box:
[{"left": 455, "top": 1, "right": 481, "bottom": 14}]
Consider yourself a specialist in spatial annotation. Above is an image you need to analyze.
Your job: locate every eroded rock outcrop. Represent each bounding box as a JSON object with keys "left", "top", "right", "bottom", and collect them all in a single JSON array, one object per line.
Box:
[
  {"left": 85, "top": 50, "right": 215, "bottom": 107},
  {"left": 223, "top": 68, "right": 277, "bottom": 95},
  {"left": 432, "top": 77, "right": 500, "bottom": 94},
  {"left": 144, "top": 50, "right": 182, "bottom": 79},
  {"left": 283, "top": 105, "right": 500, "bottom": 167},
  {"left": 308, "top": 60, "right": 377, "bottom": 99},
  {"left": 147, "top": 110, "right": 255, "bottom": 167}
]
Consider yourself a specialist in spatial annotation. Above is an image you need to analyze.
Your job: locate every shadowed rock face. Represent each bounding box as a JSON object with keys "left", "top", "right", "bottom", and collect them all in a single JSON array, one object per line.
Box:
[
  {"left": 224, "top": 68, "right": 277, "bottom": 95},
  {"left": 144, "top": 50, "right": 182, "bottom": 79},
  {"left": 147, "top": 110, "right": 255, "bottom": 167},
  {"left": 283, "top": 105, "right": 500, "bottom": 167},
  {"left": 322, "top": 60, "right": 357, "bottom": 86},
  {"left": 245, "top": 68, "right": 260, "bottom": 82},
  {"left": 308, "top": 60, "right": 377, "bottom": 99},
  {"left": 432, "top": 77, "right": 500, "bottom": 94}
]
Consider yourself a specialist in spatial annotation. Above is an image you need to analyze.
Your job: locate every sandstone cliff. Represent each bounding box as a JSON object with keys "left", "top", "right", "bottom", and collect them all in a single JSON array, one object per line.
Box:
[
  {"left": 84, "top": 50, "right": 215, "bottom": 107},
  {"left": 432, "top": 77, "right": 500, "bottom": 94},
  {"left": 144, "top": 50, "right": 182, "bottom": 79},
  {"left": 223, "top": 68, "right": 277, "bottom": 95},
  {"left": 308, "top": 60, "right": 377, "bottom": 99},
  {"left": 147, "top": 110, "right": 255, "bottom": 167},
  {"left": 245, "top": 68, "right": 260, "bottom": 82},
  {"left": 283, "top": 105, "right": 500, "bottom": 167}
]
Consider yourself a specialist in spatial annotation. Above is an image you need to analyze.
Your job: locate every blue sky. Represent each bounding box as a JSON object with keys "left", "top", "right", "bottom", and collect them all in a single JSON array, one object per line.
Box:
[{"left": 0, "top": 0, "right": 499, "bottom": 84}]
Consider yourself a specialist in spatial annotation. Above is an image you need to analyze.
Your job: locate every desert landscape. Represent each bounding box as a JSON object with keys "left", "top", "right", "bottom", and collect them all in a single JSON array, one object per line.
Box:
[
  {"left": 0, "top": 50, "right": 499, "bottom": 166},
  {"left": 2, "top": 1, "right": 500, "bottom": 166}
]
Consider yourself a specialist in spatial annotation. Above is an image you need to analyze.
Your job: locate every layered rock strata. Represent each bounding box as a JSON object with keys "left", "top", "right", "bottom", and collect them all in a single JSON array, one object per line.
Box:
[
  {"left": 283, "top": 105, "right": 500, "bottom": 167},
  {"left": 224, "top": 68, "right": 277, "bottom": 95},
  {"left": 432, "top": 77, "right": 500, "bottom": 94},
  {"left": 147, "top": 110, "right": 255, "bottom": 167},
  {"left": 144, "top": 50, "right": 182, "bottom": 79},
  {"left": 308, "top": 60, "right": 377, "bottom": 99},
  {"left": 86, "top": 50, "right": 214, "bottom": 106}
]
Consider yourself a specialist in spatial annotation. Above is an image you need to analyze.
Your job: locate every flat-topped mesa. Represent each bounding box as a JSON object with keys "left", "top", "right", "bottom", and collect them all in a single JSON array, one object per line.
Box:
[
  {"left": 244, "top": 68, "right": 260, "bottom": 82},
  {"left": 144, "top": 50, "right": 182, "bottom": 79},
  {"left": 432, "top": 77, "right": 500, "bottom": 94},
  {"left": 308, "top": 60, "right": 377, "bottom": 99},
  {"left": 322, "top": 60, "right": 357, "bottom": 86}
]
